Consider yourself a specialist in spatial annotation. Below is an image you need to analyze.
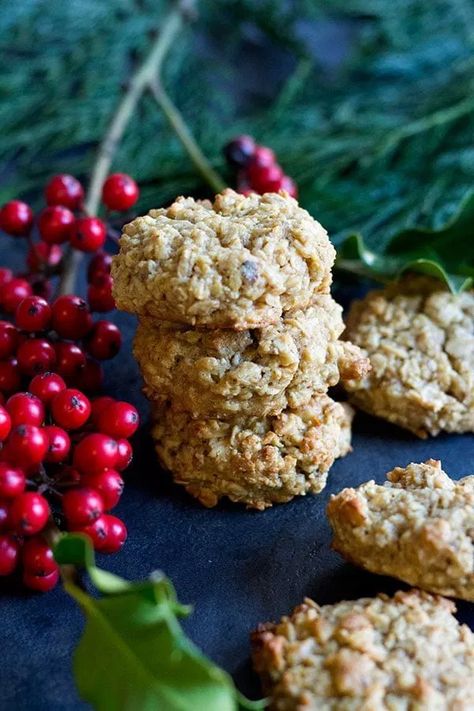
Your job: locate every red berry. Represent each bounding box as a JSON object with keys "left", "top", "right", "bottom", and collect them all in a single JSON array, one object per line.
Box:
[
  {"left": 115, "top": 438, "right": 133, "bottom": 471},
  {"left": 6, "top": 392, "right": 45, "bottom": 427},
  {"left": 0, "top": 500, "right": 10, "bottom": 531},
  {"left": 224, "top": 135, "right": 256, "bottom": 167},
  {"left": 248, "top": 162, "right": 284, "bottom": 194},
  {"left": 97, "top": 401, "right": 139, "bottom": 439},
  {"left": 0, "top": 463, "right": 25, "bottom": 498},
  {"left": 38, "top": 205, "right": 75, "bottom": 245},
  {"left": 0, "top": 534, "right": 20, "bottom": 575},
  {"left": 102, "top": 173, "right": 139, "bottom": 212},
  {"left": 45, "top": 174, "right": 84, "bottom": 210},
  {"left": 82, "top": 469, "right": 124, "bottom": 510},
  {"left": 43, "top": 425, "right": 71, "bottom": 463},
  {"left": 1, "top": 278, "right": 33, "bottom": 313},
  {"left": 0, "top": 359, "right": 21, "bottom": 393},
  {"left": 23, "top": 567, "right": 59, "bottom": 592},
  {"left": 10, "top": 492, "right": 50, "bottom": 535},
  {"left": 75, "top": 515, "right": 109, "bottom": 549},
  {"left": 51, "top": 295, "right": 92, "bottom": 339},
  {"left": 27, "top": 242, "right": 63, "bottom": 273},
  {"left": 0, "top": 405, "right": 11, "bottom": 441},
  {"left": 62, "top": 487, "right": 104, "bottom": 526},
  {"left": 75, "top": 358, "right": 103, "bottom": 393},
  {"left": 87, "top": 274, "right": 115, "bottom": 312},
  {"left": 0, "top": 200, "right": 34, "bottom": 236},
  {"left": 51, "top": 388, "right": 91, "bottom": 430},
  {"left": 91, "top": 396, "right": 115, "bottom": 423},
  {"left": 17, "top": 338, "right": 56, "bottom": 376},
  {"left": 70, "top": 217, "right": 106, "bottom": 253},
  {"left": 0, "top": 321, "right": 18, "bottom": 358},
  {"left": 15, "top": 296, "right": 52, "bottom": 332},
  {"left": 85, "top": 321, "right": 121, "bottom": 360},
  {"left": 249, "top": 145, "right": 275, "bottom": 168},
  {"left": 22, "top": 537, "right": 57, "bottom": 575},
  {"left": 279, "top": 175, "right": 298, "bottom": 198},
  {"left": 87, "top": 252, "right": 112, "bottom": 284},
  {"left": 73, "top": 433, "right": 118, "bottom": 474},
  {"left": 96, "top": 514, "right": 127, "bottom": 553},
  {"left": 4, "top": 425, "right": 49, "bottom": 469},
  {"left": 54, "top": 341, "right": 86, "bottom": 379},
  {"left": 29, "top": 372, "right": 66, "bottom": 405}
]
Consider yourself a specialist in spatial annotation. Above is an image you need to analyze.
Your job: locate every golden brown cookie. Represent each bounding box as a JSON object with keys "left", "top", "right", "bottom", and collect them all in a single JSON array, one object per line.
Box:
[
  {"left": 327, "top": 459, "right": 474, "bottom": 601},
  {"left": 134, "top": 295, "right": 369, "bottom": 418},
  {"left": 252, "top": 589, "right": 474, "bottom": 710},
  {"left": 112, "top": 190, "right": 335, "bottom": 329},
  {"left": 151, "top": 395, "right": 353, "bottom": 509},
  {"left": 344, "top": 277, "right": 474, "bottom": 437}
]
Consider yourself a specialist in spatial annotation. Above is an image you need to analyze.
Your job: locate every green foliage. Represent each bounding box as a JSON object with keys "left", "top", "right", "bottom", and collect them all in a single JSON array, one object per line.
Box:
[
  {"left": 337, "top": 190, "right": 474, "bottom": 291},
  {"left": 54, "top": 534, "right": 264, "bottom": 711},
  {"left": 0, "top": 0, "right": 473, "bottom": 253}
]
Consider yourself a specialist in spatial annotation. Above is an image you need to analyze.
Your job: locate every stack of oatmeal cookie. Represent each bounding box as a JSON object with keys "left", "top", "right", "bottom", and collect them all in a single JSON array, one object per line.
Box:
[{"left": 112, "top": 190, "right": 368, "bottom": 509}]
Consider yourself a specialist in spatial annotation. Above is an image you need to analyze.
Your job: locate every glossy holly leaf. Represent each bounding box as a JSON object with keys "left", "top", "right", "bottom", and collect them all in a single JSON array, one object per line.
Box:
[
  {"left": 55, "top": 535, "right": 265, "bottom": 711},
  {"left": 336, "top": 191, "right": 474, "bottom": 293}
]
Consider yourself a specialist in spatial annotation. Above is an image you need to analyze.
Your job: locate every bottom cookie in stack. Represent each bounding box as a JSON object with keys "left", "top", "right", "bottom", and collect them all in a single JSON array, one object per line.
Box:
[{"left": 151, "top": 395, "right": 353, "bottom": 509}]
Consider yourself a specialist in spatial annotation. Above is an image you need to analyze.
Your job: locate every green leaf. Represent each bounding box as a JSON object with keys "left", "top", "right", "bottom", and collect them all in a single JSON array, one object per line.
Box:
[
  {"left": 54, "top": 535, "right": 265, "bottom": 711},
  {"left": 336, "top": 191, "right": 474, "bottom": 293}
]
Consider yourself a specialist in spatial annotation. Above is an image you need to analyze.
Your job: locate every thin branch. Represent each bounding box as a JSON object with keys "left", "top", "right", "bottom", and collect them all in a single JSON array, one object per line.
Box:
[
  {"left": 57, "top": 1, "right": 192, "bottom": 296},
  {"left": 149, "top": 79, "right": 226, "bottom": 193}
]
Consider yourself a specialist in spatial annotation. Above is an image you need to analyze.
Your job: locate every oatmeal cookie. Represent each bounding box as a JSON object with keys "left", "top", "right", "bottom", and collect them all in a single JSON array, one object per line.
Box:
[
  {"left": 112, "top": 190, "right": 335, "bottom": 329},
  {"left": 344, "top": 276, "right": 474, "bottom": 437},
  {"left": 327, "top": 459, "right": 474, "bottom": 601},
  {"left": 134, "top": 295, "right": 369, "bottom": 418},
  {"left": 151, "top": 395, "right": 353, "bottom": 509},
  {"left": 251, "top": 589, "right": 474, "bottom": 710}
]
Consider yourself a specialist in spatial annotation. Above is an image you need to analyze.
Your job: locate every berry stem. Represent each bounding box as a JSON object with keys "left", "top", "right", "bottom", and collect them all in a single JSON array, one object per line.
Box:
[
  {"left": 57, "top": 0, "right": 195, "bottom": 297},
  {"left": 148, "top": 79, "right": 226, "bottom": 193}
]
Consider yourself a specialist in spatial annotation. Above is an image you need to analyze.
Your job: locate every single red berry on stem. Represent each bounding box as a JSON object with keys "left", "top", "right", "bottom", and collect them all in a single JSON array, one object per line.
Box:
[
  {"left": 0, "top": 405, "right": 11, "bottom": 441},
  {"left": 102, "top": 173, "right": 139, "bottom": 211},
  {"left": 0, "top": 200, "right": 34, "bottom": 237},
  {"left": 115, "top": 438, "right": 133, "bottom": 471},
  {"left": 43, "top": 425, "right": 71, "bottom": 463},
  {"left": 29, "top": 372, "right": 66, "bottom": 405},
  {"left": 97, "top": 401, "right": 139, "bottom": 439},
  {"left": 0, "top": 359, "right": 21, "bottom": 393},
  {"left": 73, "top": 433, "right": 118, "bottom": 474},
  {"left": 0, "top": 534, "right": 20, "bottom": 575},
  {"left": 1, "top": 278, "right": 33, "bottom": 313},
  {"left": 82, "top": 469, "right": 124, "bottom": 510},
  {"left": 23, "top": 567, "right": 59, "bottom": 592},
  {"left": 0, "top": 321, "right": 18, "bottom": 358},
  {"left": 75, "top": 358, "right": 103, "bottom": 393},
  {"left": 17, "top": 338, "right": 56, "bottom": 376},
  {"left": 0, "top": 463, "right": 25, "bottom": 498},
  {"left": 10, "top": 492, "right": 50, "bottom": 535},
  {"left": 87, "top": 252, "right": 112, "bottom": 284},
  {"left": 87, "top": 274, "right": 115, "bottom": 312},
  {"left": 224, "top": 135, "right": 256, "bottom": 168},
  {"left": 51, "top": 294, "right": 92, "bottom": 339},
  {"left": 15, "top": 296, "right": 52, "bottom": 332},
  {"left": 54, "top": 341, "right": 86, "bottom": 379},
  {"left": 96, "top": 514, "right": 127, "bottom": 553},
  {"left": 4, "top": 425, "right": 49, "bottom": 469},
  {"left": 38, "top": 206, "right": 75, "bottom": 245},
  {"left": 45, "top": 174, "right": 84, "bottom": 210},
  {"left": 85, "top": 321, "right": 121, "bottom": 360},
  {"left": 51, "top": 388, "right": 91, "bottom": 430},
  {"left": 70, "top": 217, "right": 106, "bottom": 253},
  {"left": 27, "top": 242, "right": 63, "bottom": 273},
  {"left": 63, "top": 487, "right": 104, "bottom": 527},
  {"left": 22, "top": 537, "right": 57, "bottom": 576},
  {"left": 6, "top": 392, "right": 45, "bottom": 427}
]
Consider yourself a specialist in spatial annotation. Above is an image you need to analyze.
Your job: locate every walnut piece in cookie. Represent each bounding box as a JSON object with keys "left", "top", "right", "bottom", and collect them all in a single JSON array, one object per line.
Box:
[
  {"left": 134, "top": 294, "right": 369, "bottom": 419},
  {"left": 151, "top": 395, "right": 353, "bottom": 509},
  {"left": 251, "top": 589, "right": 474, "bottom": 710},
  {"left": 328, "top": 459, "right": 474, "bottom": 601},
  {"left": 111, "top": 189, "right": 336, "bottom": 329},
  {"left": 344, "top": 276, "right": 474, "bottom": 437}
]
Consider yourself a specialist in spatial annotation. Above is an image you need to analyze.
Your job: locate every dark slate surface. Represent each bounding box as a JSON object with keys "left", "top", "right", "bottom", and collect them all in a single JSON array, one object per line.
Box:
[{"left": 1, "top": 240, "right": 473, "bottom": 711}]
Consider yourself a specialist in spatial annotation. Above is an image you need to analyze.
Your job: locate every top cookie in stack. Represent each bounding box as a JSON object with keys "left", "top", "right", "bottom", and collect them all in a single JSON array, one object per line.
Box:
[{"left": 112, "top": 190, "right": 369, "bottom": 509}]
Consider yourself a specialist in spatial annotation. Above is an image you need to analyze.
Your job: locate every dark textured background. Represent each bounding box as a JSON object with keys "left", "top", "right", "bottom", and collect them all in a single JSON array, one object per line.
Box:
[{"left": 1, "top": 238, "right": 473, "bottom": 710}]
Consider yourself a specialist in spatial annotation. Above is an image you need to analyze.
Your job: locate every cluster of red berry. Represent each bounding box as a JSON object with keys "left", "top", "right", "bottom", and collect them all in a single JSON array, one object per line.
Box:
[
  {"left": 224, "top": 135, "right": 297, "bottom": 198},
  {"left": 0, "top": 173, "right": 142, "bottom": 593}
]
